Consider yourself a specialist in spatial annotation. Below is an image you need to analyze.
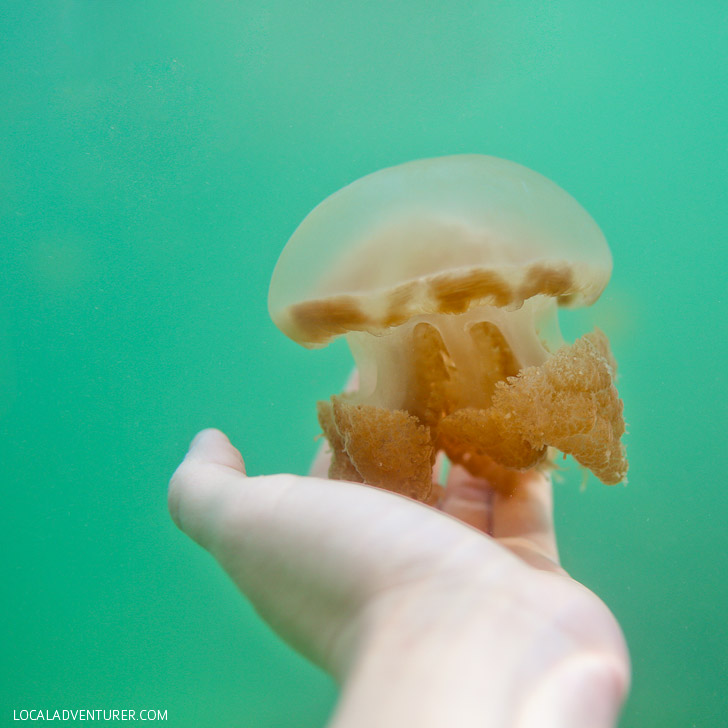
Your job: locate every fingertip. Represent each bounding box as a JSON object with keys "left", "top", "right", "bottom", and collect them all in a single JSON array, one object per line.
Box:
[
  {"left": 188, "top": 427, "right": 228, "bottom": 454},
  {"left": 187, "top": 428, "right": 246, "bottom": 474},
  {"left": 169, "top": 429, "right": 246, "bottom": 546}
]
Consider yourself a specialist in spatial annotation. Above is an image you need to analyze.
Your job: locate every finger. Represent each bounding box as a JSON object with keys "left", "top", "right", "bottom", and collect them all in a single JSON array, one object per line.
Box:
[
  {"left": 309, "top": 369, "right": 360, "bottom": 478},
  {"left": 187, "top": 428, "right": 246, "bottom": 473},
  {"left": 491, "top": 470, "right": 561, "bottom": 570},
  {"left": 491, "top": 470, "right": 557, "bottom": 553},
  {"left": 441, "top": 457, "right": 533, "bottom": 534},
  {"left": 442, "top": 463, "right": 561, "bottom": 571},
  {"left": 168, "top": 429, "right": 246, "bottom": 547},
  {"left": 440, "top": 464, "right": 494, "bottom": 533}
]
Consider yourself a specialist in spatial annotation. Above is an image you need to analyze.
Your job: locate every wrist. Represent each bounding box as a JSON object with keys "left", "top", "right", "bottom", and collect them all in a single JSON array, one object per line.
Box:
[{"left": 329, "top": 570, "right": 627, "bottom": 728}]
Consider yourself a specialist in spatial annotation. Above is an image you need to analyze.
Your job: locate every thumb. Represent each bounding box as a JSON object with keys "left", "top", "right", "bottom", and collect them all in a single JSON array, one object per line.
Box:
[{"left": 168, "top": 428, "right": 247, "bottom": 548}]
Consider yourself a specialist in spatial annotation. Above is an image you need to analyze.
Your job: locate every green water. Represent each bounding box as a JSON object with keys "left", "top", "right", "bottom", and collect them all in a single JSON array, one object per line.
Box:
[{"left": 2, "top": 1, "right": 726, "bottom": 726}]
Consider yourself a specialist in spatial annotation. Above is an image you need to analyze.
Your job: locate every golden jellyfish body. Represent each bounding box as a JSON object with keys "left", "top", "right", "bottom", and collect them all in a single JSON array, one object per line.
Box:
[{"left": 269, "top": 155, "right": 628, "bottom": 502}]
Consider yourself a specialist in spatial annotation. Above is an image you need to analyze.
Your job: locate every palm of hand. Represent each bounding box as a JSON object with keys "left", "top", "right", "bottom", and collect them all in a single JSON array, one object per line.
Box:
[{"left": 170, "top": 429, "right": 629, "bottom": 728}]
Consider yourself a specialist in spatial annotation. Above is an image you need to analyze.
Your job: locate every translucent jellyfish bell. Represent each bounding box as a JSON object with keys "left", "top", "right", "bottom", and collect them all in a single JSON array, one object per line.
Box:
[{"left": 269, "top": 155, "right": 628, "bottom": 501}]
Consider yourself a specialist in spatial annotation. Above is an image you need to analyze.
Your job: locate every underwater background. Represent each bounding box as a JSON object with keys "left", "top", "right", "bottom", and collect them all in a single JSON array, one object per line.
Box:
[{"left": 2, "top": 1, "right": 726, "bottom": 726}]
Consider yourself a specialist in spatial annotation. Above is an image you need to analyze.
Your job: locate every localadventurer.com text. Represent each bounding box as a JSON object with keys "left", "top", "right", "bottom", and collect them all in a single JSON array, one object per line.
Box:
[{"left": 13, "top": 709, "right": 167, "bottom": 721}]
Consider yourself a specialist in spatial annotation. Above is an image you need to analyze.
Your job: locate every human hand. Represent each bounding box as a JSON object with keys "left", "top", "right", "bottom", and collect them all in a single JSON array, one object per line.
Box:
[{"left": 169, "top": 428, "right": 629, "bottom": 728}]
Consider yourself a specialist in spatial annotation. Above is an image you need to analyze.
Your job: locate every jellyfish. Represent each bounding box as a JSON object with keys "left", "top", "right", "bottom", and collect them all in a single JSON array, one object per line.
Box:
[{"left": 268, "top": 155, "right": 628, "bottom": 502}]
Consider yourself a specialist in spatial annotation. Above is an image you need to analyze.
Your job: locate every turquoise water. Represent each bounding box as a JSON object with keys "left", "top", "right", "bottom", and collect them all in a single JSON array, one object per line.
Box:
[{"left": 2, "top": 1, "right": 726, "bottom": 726}]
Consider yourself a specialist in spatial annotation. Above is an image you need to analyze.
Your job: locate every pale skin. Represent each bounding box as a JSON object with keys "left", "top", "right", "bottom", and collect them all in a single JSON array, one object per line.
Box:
[{"left": 169, "top": 416, "right": 630, "bottom": 727}]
